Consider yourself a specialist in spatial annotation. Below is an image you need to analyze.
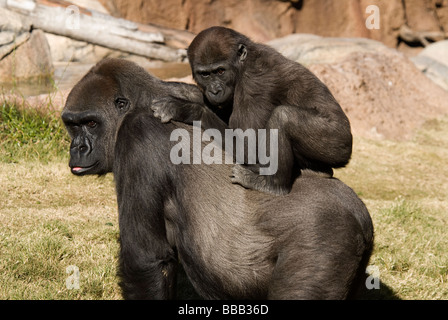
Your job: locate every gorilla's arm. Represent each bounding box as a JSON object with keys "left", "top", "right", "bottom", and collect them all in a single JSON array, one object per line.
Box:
[
  {"left": 151, "top": 82, "right": 229, "bottom": 135},
  {"left": 115, "top": 112, "right": 178, "bottom": 299}
]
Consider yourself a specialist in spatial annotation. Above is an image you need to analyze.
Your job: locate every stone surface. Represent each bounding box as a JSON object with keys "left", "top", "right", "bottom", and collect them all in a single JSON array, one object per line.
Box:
[
  {"left": 411, "top": 40, "right": 448, "bottom": 91},
  {"left": 271, "top": 34, "right": 448, "bottom": 140},
  {"left": 415, "top": 39, "right": 448, "bottom": 66},
  {"left": 267, "top": 34, "right": 392, "bottom": 65},
  {"left": 45, "top": 33, "right": 114, "bottom": 63},
  {"left": 0, "top": 6, "right": 53, "bottom": 82},
  {"left": 0, "top": 30, "right": 54, "bottom": 82},
  {"left": 99, "top": 0, "right": 448, "bottom": 47}
]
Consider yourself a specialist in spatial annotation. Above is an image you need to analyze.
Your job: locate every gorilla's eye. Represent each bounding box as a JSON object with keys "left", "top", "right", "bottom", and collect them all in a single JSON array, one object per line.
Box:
[
  {"left": 115, "top": 98, "right": 129, "bottom": 111},
  {"left": 215, "top": 68, "right": 225, "bottom": 75},
  {"left": 199, "top": 71, "right": 210, "bottom": 78},
  {"left": 86, "top": 120, "right": 97, "bottom": 128}
]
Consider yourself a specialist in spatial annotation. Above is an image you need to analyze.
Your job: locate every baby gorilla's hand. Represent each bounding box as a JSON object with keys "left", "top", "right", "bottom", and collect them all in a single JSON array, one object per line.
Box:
[{"left": 151, "top": 97, "right": 183, "bottom": 123}]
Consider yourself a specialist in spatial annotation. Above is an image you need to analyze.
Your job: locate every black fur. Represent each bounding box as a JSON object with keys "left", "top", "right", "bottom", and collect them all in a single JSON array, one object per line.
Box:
[
  {"left": 62, "top": 58, "right": 373, "bottom": 299},
  {"left": 152, "top": 26, "right": 353, "bottom": 195}
]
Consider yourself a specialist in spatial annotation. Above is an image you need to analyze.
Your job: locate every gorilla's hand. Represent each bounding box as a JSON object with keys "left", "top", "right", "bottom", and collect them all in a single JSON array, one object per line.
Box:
[
  {"left": 151, "top": 97, "right": 183, "bottom": 123},
  {"left": 152, "top": 94, "right": 229, "bottom": 138},
  {"left": 151, "top": 97, "right": 206, "bottom": 125}
]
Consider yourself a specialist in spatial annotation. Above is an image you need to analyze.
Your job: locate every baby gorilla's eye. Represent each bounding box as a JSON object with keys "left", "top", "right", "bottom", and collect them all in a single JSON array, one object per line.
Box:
[
  {"left": 87, "top": 121, "right": 97, "bottom": 128},
  {"left": 115, "top": 97, "right": 129, "bottom": 111},
  {"left": 216, "top": 68, "right": 225, "bottom": 75}
]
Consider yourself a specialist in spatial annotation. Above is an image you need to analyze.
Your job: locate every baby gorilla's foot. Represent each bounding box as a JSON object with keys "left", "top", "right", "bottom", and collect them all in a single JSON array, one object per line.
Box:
[{"left": 230, "top": 164, "right": 289, "bottom": 195}]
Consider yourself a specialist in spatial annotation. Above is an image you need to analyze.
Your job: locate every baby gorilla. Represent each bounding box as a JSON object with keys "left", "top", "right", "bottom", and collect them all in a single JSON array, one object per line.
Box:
[{"left": 152, "top": 26, "right": 352, "bottom": 195}]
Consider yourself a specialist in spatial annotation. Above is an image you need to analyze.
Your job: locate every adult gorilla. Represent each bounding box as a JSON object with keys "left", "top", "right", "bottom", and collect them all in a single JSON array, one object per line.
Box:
[
  {"left": 62, "top": 58, "right": 373, "bottom": 299},
  {"left": 152, "top": 26, "right": 353, "bottom": 195}
]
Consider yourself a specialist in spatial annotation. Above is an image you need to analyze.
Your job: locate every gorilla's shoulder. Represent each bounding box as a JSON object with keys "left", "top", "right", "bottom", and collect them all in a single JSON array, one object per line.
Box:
[{"left": 117, "top": 110, "right": 173, "bottom": 153}]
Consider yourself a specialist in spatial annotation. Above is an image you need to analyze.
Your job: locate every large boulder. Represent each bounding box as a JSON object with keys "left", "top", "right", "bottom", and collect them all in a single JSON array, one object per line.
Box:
[
  {"left": 0, "top": 7, "right": 53, "bottom": 82},
  {"left": 269, "top": 35, "right": 448, "bottom": 140},
  {"left": 0, "top": 29, "right": 54, "bottom": 83}
]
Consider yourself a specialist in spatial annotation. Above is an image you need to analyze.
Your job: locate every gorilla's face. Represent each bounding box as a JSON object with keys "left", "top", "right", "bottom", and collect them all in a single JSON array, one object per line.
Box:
[
  {"left": 62, "top": 74, "right": 130, "bottom": 176},
  {"left": 188, "top": 28, "right": 249, "bottom": 108},
  {"left": 193, "top": 62, "right": 237, "bottom": 107}
]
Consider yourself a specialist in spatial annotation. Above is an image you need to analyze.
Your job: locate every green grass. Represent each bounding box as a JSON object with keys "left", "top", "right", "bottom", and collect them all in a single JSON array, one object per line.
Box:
[
  {"left": 0, "top": 103, "right": 447, "bottom": 299},
  {"left": 0, "top": 102, "right": 70, "bottom": 162}
]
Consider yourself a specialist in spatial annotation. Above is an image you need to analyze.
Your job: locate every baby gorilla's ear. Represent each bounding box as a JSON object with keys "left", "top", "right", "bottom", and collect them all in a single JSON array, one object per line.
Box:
[{"left": 238, "top": 44, "right": 248, "bottom": 62}]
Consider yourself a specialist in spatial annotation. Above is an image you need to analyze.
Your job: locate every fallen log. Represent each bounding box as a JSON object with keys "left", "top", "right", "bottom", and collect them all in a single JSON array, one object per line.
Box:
[{"left": 1, "top": 0, "right": 189, "bottom": 62}]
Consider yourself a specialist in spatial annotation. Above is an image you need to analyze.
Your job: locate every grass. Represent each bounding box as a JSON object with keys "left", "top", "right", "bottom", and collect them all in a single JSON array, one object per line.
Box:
[
  {"left": 0, "top": 102, "right": 447, "bottom": 299},
  {"left": 335, "top": 117, "right": 448, "bottom": 299},
  {"left": 0, "top": 161, "right": 120, "bottom": 299},
  {"left": 0, "top": 102, "right": 70, "bottom": 162},
  {"left": 0, "top": 102, "right": 120, "bottom": 299}
]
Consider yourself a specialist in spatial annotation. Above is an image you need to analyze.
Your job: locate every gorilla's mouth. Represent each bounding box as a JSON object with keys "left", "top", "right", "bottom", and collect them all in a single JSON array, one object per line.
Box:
[
  {"left": 71, "top": 162, "right": 99, "bottom": 175},
  {"left": 207, "top": 89, "right": 228, "bottom": 106}
]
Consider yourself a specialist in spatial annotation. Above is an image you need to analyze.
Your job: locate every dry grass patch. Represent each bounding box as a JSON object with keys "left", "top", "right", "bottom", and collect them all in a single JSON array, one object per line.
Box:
[
  {"left": 335, "top": 116, "right": 448, "bottom": 299},
  {"left": 0, "top": 161, "right": 120, "bottom": 299}
]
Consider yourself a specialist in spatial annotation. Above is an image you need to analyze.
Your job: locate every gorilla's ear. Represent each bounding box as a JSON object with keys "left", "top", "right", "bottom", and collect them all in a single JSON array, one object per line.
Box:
[
  {"left": 237, "top": 44, "right": 247, "bottom": 62},
  {"left": 115, "top": 97, "right": 130, "bottom": 114}
]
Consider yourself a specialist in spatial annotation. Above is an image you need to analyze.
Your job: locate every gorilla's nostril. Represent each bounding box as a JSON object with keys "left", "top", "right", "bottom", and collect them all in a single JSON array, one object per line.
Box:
[
  {"left": 79, "top": 145, "right": 88, "bottom": 153},
  {"left": 209, "top": 85, "right": 222, "bottom": 95}
]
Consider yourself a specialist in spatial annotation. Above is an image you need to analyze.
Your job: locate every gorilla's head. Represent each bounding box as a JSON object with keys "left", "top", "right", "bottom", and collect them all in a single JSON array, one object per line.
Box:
[
  {"left": 61, "top": 58, "right": 160, "bottom": 176},
  {"left": 187, "top": 26, "right": 249, "bottom": 107}
]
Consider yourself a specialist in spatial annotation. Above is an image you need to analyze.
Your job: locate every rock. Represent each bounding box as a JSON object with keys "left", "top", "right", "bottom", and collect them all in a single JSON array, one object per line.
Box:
[
  {"left": 99, "top": 0, "right": 446, "bottom": 48},
  {"left": 312, "top": 54, "right": 448, "bottom": 141},
  {"left": 0, "top": 29, "right": 54, "bottom": 82},
  {"left": 411, "top": 40, "right": 448, "bottom": 91},
  {"left": 0, "top": 32, "right": 15, "bottom": 46},
  {"left": 45, "top": 33, "right": 114, "bottom": 63},
  {"left": 101, "top": 0, "right": 368, "bottom": 42},
  {"left": 266, "top": 34, "right": 321, "bottom": 63},
  {"left": 0, "top": 7, "right": 31, "bottom": 60},
  {"left": 403, "top": 0, "right": 442, "bottom": 32},
  {"left": 269, "top": 34, "right": 448, "bottom": 140},
  {"left": 267, "top": 35, "right": 392, "bottom": 65},
  {"left": 438, "top": 5, "right": 448, "bottom": 33},
  {"left": 415, "top": 39, "right": 448, "bottom": 66},
  {"left": 411, "top": 55, "right": 448, "bottom": 91},
  {"left": 0, "top": 6, "right": 30, "bottom": 33},
  {"left": 359, "top": 0, "right": 405, "bottom": 47},
  {"left": 0, "top": 32, "right": 30, "bottom": 60},
  {"left": 100, "top": 0, "right": 294, "bottom": 42},
  {"left": 289, "top": 0, "right": 370, "bottom": 40},
  {"left": 0, "top": 6, "right": 53, "bottom": 82}
]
